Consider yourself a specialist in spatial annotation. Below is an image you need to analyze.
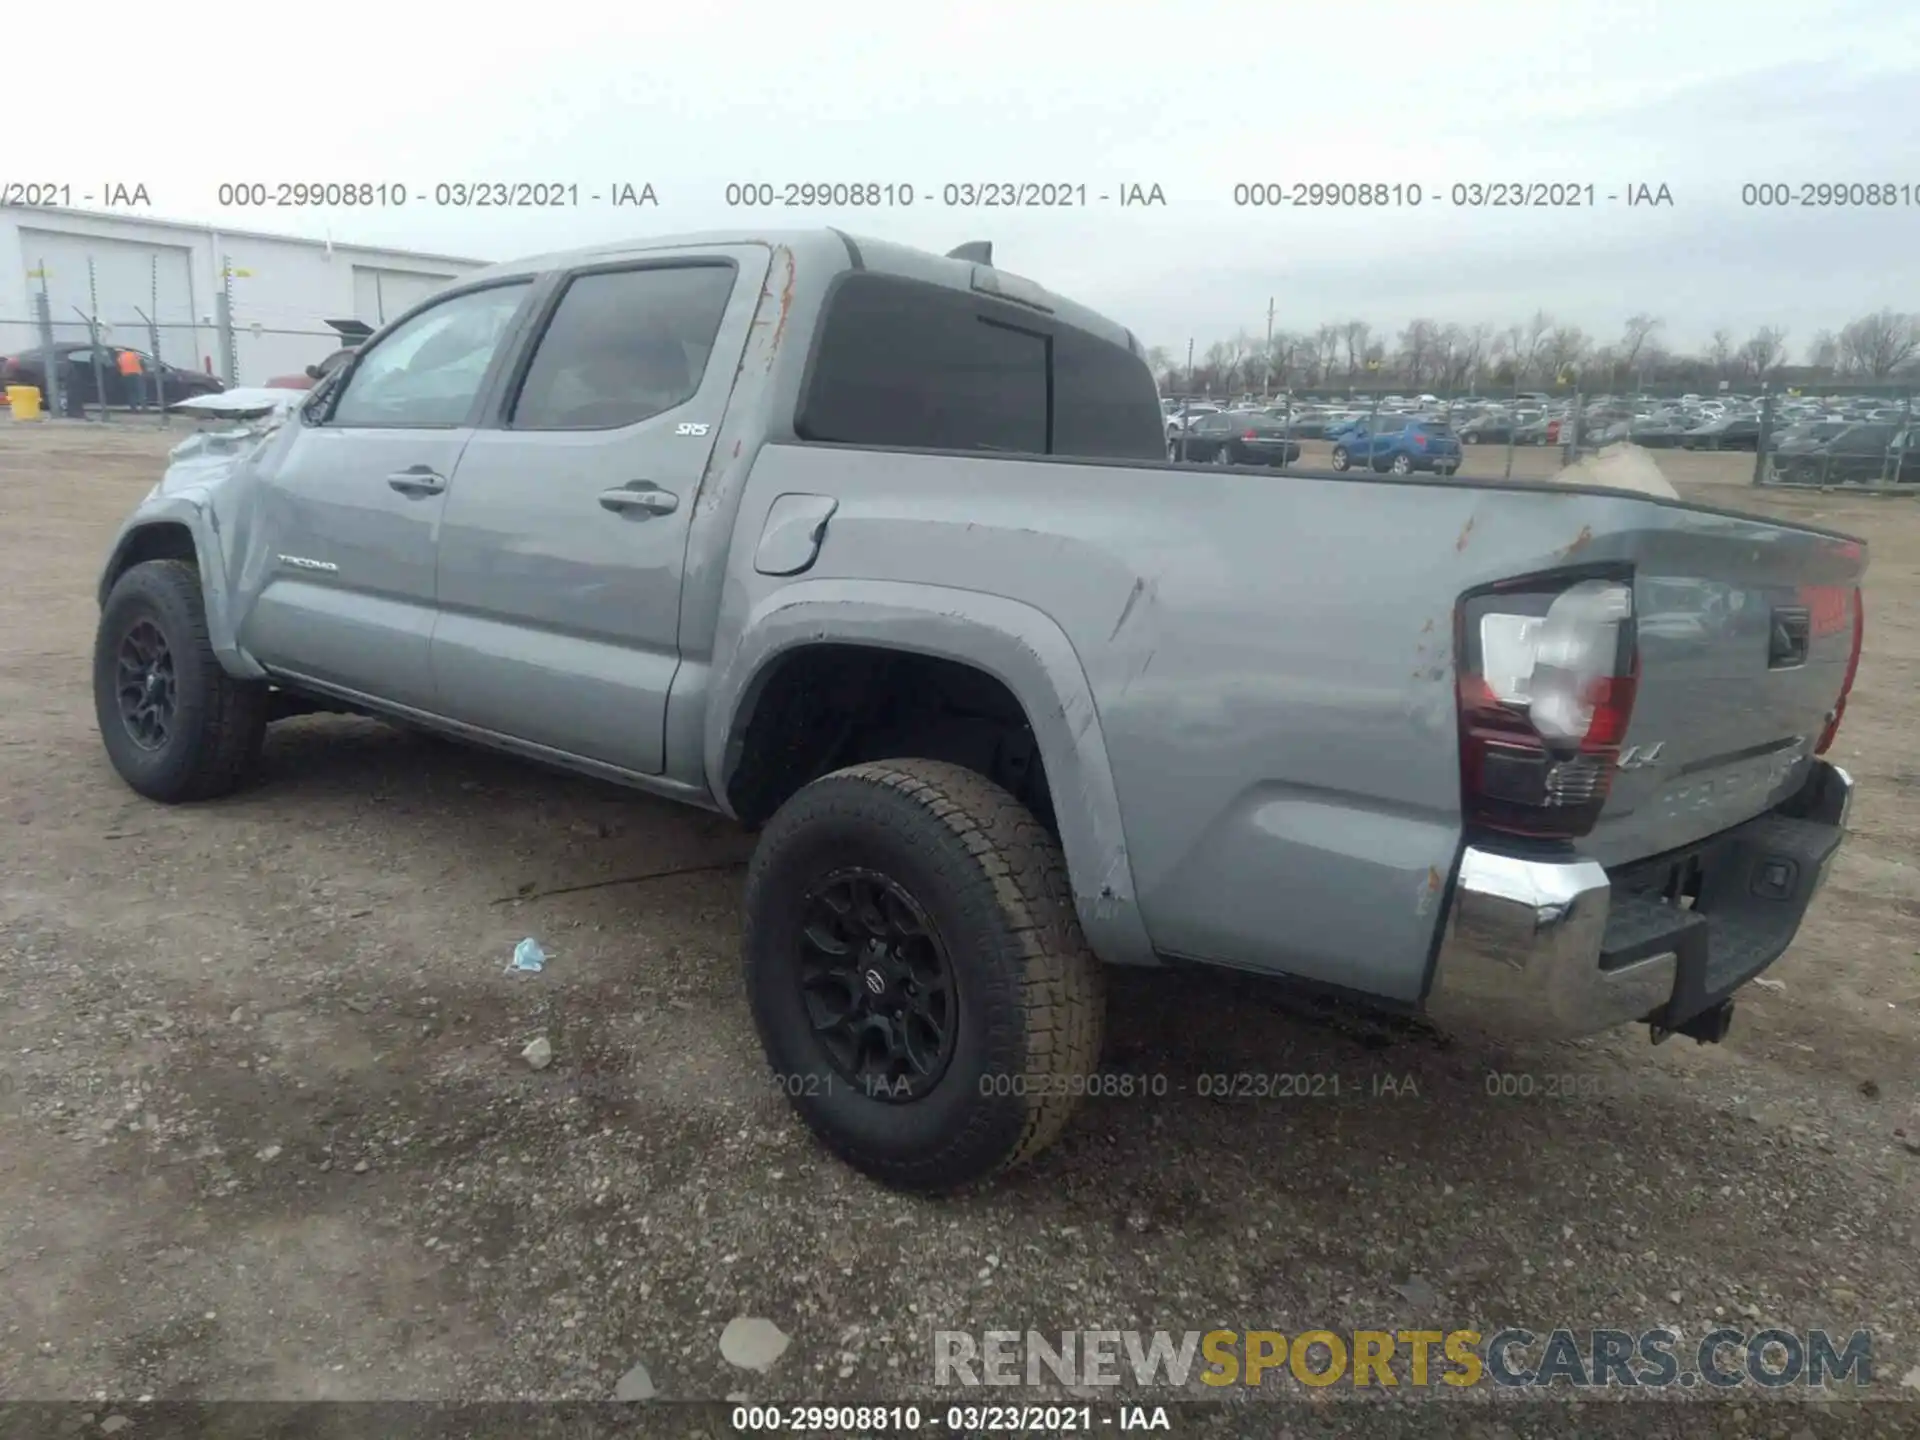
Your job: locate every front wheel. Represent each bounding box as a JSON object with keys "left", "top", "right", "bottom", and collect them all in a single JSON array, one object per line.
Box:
[
  {"left": 743, "top": 759, "right": 1107, "bottom": 1192},
  {"left": 1390, "top": 453, "right": 1414, "bottom": 475},
  {"left": 93, "top": 560, "right": 269, "bottom": 802},
  {"left": 1329, "top": 446, "right": 1351, "bottom": 471}
]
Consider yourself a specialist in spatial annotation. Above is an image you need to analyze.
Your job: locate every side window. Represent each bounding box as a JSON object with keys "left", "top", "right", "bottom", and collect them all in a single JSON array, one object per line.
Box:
[
  {"left": 796, "top": 273, "right": 1049, "bottom": 454},
  {"left": 796, "top": 271, "right": 1162, "bottom": 460},
  {"left": 511, "top": 264, "right": 736, "bottom": 430},
  {"left": 330, "top": 282, "right": 529, "bottom": 428}
]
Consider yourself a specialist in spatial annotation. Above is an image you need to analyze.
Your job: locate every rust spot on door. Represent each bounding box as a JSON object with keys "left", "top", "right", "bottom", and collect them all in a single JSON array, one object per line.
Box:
[{"left": 1564, "top": 523, "right": 1594, "bottom": 556}]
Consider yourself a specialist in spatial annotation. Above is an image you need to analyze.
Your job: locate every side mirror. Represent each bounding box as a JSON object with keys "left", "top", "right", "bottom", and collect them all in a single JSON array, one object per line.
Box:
[{"left": 305, "top": 363, "right": 324, "bottom": 380}]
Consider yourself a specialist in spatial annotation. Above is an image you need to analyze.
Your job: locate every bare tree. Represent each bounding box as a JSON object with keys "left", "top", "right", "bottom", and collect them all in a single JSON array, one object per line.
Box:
[
  {"left": 1314, "top": 324, "right": 1342, "bottom": 388},
  {"left": 1739, "top": 326, "right": 1789, "bottom": 381},
  {"left": 1396, "top": 319, "right": 1442, "bottom": 387},
  {"left": 1341, "top": 321, "right": 1372, "bottom": 388},
  {"left": 1707, "top": 328, "right": 1736, "bottom": 377},
  {"left": 1617, "top": 314, "right": 1662, "bottom": 378},
  {"left": 1837, "top": 309, "right": 1920, "bottom": 378},
  {"left": 1540, "top": 324, "right": 1590, "bottom": 385},
  {"left": 1265, "top": 331, "right": 1307, "bottom": 391},
  {"left": 1807, "top": 330, "right": 1840, "bottom": 375},
  {"left": 1507, "top": 311, "right": 1554, "bottom": 384}
]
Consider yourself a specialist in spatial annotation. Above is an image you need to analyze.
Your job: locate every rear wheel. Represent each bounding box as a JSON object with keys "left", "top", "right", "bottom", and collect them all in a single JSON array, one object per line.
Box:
[
  {"left": 1211, "top": 443, "right": 1234, "bottom": 466},
  {"left": 743, "top": 759, "right": 1106, "bottom": 1192},
  {"left": 1390, "top": 453, "right": 1414, "bottom": 475},
  {"left": 1329, "top": 445, "right": 1351, "bottom": 471},
  {"left": 93, "top": 560, "right": 268, "bottom": 803}
]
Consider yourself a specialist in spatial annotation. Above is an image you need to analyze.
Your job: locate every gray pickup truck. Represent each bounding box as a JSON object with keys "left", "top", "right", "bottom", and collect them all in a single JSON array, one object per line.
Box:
[{"left": 92, "top": 229, "right": 1866, "bottom": 1192}]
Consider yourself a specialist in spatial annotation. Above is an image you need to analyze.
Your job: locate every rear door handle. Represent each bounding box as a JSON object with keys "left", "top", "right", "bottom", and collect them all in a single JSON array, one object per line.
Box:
[
  {"left": 387, "top": 467, "right": 446, "bottom": 497},
  {"left": 599, "top": 483, "right": 679, "bottom": 517}
]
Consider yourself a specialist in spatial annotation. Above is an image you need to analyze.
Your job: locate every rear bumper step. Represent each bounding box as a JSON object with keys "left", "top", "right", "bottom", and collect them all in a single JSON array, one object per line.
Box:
[{"left": 1424, "top": 760, "right": 1851, "bottom": 1041}]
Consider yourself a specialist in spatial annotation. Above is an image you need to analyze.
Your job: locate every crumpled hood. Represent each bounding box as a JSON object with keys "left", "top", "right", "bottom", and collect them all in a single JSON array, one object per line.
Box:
[{"left": 153, "top": 407, "right": 302, "bottom": 497}]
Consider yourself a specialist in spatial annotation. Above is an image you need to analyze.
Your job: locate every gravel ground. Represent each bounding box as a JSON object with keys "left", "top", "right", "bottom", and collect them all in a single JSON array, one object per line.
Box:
[{"left": 1, "top": 421, "right": 1917, "bottom": 1435}]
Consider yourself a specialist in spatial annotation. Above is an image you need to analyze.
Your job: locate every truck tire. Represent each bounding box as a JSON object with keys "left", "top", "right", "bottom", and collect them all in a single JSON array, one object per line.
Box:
[
  {"left": 93, "top": 559, "right": 268, "bottom": 803},
  {"left": 742, "top": 758, "right": 1106, "bottom": 1192}
]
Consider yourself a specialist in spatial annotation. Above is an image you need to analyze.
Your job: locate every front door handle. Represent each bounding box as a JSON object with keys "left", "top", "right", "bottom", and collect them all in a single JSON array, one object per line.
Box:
[
  {"left": 387, "top": 467, "right": 446, "bottom": 497},
  {"left": 599, "top": 482, "right": 679, "bottom": 517}
]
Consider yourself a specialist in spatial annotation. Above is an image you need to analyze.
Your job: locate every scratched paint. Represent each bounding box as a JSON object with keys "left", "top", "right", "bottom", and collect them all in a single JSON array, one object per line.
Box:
[{"left": 766, "top": 247, "right": 798, "bottom": 367}]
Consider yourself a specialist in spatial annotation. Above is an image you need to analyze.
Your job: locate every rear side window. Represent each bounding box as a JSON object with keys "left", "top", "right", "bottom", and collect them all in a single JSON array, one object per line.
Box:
[
  {"left": 795, "top": 272, "right": 1163, "bottom": 459},
  {"left": 512, "top": 263, "right": 735, "bottom": 430}
]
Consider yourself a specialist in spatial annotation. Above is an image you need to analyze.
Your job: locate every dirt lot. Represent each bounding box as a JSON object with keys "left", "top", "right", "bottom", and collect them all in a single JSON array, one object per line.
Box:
[{"left": 1, "top": 421, "right": 1917, "bottom": 1427}]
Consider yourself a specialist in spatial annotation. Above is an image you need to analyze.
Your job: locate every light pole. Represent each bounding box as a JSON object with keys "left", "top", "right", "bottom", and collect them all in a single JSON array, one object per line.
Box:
[{"left": 1263, "top": 297, "right": 1275, "bottom": 400}]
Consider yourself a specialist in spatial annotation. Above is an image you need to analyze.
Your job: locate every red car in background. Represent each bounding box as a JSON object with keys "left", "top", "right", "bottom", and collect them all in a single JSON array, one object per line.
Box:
[{"left": 265, "top": 319, "right": 372, "bottom": 390}]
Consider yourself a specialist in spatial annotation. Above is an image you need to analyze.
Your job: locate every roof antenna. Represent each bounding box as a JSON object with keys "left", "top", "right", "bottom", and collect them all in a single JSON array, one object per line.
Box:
[{"left": 946, "top": 241, "right": 993, "bottom": 265}]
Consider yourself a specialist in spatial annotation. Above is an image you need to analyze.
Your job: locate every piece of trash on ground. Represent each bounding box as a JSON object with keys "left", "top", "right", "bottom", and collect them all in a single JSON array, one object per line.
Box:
[
  {"left": 507, "top": 937, "right": 546, "bottom": 973},
  {"left": 720, "top": 1316, "right": 791, "bottom": 1372},
  {"left": 522, "top": 1036, "right": 554, "bottom": 1070},
  {"left": 613, "top": 1360, "right": 656, "bottom": 1401}
]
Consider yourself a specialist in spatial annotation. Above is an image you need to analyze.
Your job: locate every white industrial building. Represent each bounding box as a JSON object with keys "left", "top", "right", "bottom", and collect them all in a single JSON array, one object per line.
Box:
[{"left": 1, "top": 206, "right": 489, "bottom": 386}]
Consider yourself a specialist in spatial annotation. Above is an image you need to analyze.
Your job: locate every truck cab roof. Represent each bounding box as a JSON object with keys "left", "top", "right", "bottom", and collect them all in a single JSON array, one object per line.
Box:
[{"left": 459, "top": 229, "right": 1143, "bottom": 359}]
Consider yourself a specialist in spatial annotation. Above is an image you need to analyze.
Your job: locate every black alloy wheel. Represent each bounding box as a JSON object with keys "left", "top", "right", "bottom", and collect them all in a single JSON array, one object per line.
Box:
[
  {"left": 798, "top": 867, "right": 959, "bottom": 1101},
  {"left": 93, "top": 559, "right": 269, "bottom": 802},
  {"left": 114, "top": 619, "right": 177, "bottom": 751}
]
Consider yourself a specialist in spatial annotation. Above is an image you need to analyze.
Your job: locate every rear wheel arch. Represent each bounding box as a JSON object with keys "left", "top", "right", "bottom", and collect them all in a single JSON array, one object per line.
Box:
[{"left": 709, "top": 588, "right": 1156, "bottom": 967}]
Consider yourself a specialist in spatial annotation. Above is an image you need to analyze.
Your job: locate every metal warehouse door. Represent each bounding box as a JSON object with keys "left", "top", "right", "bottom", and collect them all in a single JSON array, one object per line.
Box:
[{"left": 16, "top": 227, "right": 200, "bottom": 367}]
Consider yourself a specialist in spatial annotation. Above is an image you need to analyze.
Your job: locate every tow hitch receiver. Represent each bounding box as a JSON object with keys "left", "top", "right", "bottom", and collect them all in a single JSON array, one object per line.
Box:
[{"left": 1653, "top": 998, "right": 1736, "bottom": 1046}]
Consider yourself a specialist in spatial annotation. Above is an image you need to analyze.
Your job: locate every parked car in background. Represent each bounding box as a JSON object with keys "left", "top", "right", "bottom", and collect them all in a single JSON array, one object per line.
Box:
[
  {"left": 1272, "top": 410, "right": 1347, "bottom": 439},
  {"left": 1329, "top": 418, "right": 1461, "bottom": 475},
  {"left": 1458, "top": 414, "right": 1514, "bottom": 444},
  {"left": 1776, "top": 424, "right": 1915, "bottom": 485},
  {"left": 1173, "top": 409, "right": 1304, "bottom": 466},
  {"left": 1768, "top": 421, "right": 1851, "bottom": 456},
  {"left": 265, "top": 319, "right": 375, "bottom": 391},
  {"left": 1681, "top": 414, "right": 1762, "bottom": 451},
  {"left": 1511, "top": 416, "right": 1561, "bottom": 446},
  {"left": 1590, "top": 411, "right": 1695, "bottom": 448},
  {"left": 266, "top": 347, "right": 355, "bottom": 392},
  {"left": 0, "top": 343, "right": 224, "bottom": 413},
  {"left": 1164, "top": 401, "right": 1223, "bottom": 439}
]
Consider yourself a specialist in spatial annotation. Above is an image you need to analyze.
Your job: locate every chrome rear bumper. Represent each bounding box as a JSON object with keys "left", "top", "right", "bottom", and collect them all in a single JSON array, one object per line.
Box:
[{"left": 1424, "top": 762, "right": 1853, "bottom": 1041}]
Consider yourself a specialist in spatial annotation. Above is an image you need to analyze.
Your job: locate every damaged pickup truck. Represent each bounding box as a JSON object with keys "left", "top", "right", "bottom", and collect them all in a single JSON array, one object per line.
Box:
[{"left": 92, "top": 230, "right": 1866, "bottom": 1192}]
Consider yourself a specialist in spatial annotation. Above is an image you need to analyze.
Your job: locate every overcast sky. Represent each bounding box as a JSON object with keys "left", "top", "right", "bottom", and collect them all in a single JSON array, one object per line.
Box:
[{"left": 27, "top": 0, "right": 1920, "bottom": 357}]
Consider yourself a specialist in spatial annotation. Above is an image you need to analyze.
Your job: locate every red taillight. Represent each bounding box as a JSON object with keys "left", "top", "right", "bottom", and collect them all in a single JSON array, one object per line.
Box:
[
  {"left": 1456, "top": 572, "right": 1638, "bottom": 840},
  {"left": 1815, "top": 586, "right": 1864, "bottom": 755},
  {"left": 1415, "top": 432, "right": 1428, "bottom": 448},
  {"left": 1243, "top": 429, "right": 1257, "bottom": 440}
]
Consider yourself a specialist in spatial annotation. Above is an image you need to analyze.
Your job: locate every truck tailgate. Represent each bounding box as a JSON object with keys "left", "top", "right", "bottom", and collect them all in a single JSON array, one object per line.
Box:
[{"left": 1582, "top": 521, "right": 1864, "bottom": 867}]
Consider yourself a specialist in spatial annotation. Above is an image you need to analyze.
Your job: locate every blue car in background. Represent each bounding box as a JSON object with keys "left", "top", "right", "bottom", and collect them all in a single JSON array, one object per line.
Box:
[{"left": 1330, "top": 419, "right": 1463, "bottom": 476}]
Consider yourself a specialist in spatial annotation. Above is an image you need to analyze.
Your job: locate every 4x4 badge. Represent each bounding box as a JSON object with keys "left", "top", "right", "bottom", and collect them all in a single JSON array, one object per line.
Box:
[{"left": 1617, "top": 742, "right": 1664, "bottom": 770}]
